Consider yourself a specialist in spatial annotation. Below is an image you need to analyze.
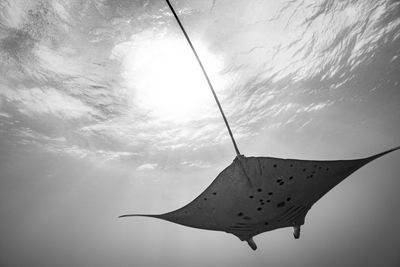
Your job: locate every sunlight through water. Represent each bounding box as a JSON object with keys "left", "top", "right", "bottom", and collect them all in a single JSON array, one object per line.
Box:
[{"left": 114, "top": 34, "right": 225, "bottom": 123}]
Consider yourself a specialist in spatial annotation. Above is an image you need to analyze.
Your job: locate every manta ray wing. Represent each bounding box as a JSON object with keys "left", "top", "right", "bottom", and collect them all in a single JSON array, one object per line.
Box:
[{"left": 120, "top": 146, "right": 399, "bottom": 250}]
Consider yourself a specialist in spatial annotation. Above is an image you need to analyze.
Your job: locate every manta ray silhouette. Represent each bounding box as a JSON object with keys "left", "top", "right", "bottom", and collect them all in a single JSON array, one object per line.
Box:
[
  {"left": 120, "top": 147, "right": 399, "bottom": 250},
  {"left": 120, "top": 0, "right": 400, "bottom": 250}
]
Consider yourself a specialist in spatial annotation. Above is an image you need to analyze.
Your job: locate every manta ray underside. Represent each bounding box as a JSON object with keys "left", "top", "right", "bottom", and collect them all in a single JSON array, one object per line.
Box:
[{"left": 120, "top": 146, "right": 399, "bottom": 250}]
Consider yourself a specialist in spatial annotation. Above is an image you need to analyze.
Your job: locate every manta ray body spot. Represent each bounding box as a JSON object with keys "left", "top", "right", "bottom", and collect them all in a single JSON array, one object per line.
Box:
[{"left": 277, "top": 201, "right": 286, "bottom": 208}]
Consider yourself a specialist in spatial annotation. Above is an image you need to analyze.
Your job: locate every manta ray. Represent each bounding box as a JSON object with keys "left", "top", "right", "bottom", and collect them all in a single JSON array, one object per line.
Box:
[
  {"left": 120, "top": 147, "right": 399, "bottom": 250},
  {"left": 120, "top": 0, "right": 400, "bottom": 250}
]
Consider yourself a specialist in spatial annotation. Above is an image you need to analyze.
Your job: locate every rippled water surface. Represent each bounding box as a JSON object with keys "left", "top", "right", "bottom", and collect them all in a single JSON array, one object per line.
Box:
[{"left": 1, "top": 1, "right": 400, "bottom": 266}]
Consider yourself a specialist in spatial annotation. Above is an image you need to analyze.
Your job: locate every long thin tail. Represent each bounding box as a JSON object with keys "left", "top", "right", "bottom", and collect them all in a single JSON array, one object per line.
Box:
[{"left": 164, "top": 0, "right": 241, "bottom": 156}]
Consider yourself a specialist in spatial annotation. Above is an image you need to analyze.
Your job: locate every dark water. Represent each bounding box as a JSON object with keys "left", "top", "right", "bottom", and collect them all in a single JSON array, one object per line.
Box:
[{"left": 1, "top": 1, "right": 400, "bottom": 266}]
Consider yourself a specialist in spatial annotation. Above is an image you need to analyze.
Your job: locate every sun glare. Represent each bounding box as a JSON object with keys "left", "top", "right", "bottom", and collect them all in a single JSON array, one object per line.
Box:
[{"left": 121, "top": 36, "right": 225, "bottom": 123}]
